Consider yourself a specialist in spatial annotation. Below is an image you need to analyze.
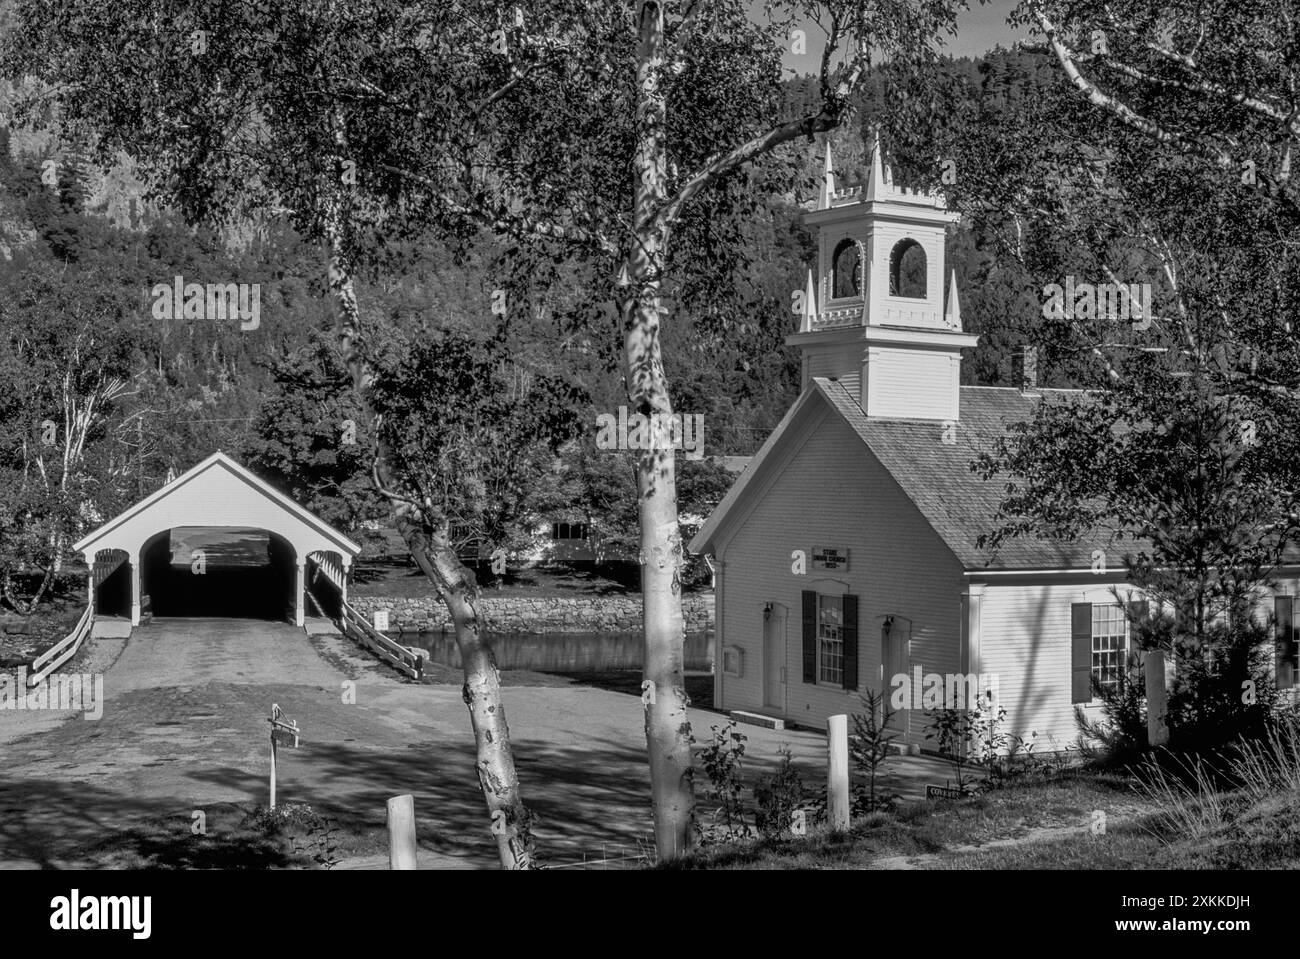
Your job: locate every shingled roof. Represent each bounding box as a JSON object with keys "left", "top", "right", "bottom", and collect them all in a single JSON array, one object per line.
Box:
[{"left": 691, "top": 377, "right": 1137, "bottom": 572}]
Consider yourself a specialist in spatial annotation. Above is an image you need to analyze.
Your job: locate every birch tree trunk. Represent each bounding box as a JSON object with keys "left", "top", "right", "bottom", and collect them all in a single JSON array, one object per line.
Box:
[
  {"left": 628, "top": 0, "right": 695, "bottom": 860},
  {"left": 324, "top": 195, "right": 537, "bottom": 870}
]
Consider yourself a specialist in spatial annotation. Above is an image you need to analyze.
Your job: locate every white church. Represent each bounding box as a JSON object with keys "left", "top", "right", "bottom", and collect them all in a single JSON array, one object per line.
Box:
[{"left": 689, "top": 138, "right": 1300, "bottom": 752}]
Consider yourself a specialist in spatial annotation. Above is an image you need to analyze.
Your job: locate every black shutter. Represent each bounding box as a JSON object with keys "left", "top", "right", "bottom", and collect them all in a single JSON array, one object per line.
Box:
[
  {"left": 1275, "top": 595, "right": 1294, "bottom": 689},
  {"left": 1127, "top": 600, "right": 1149, "bottom": 669},
  {"left": 1071, "top": 602, "right": 1093, "bottom": 703},
  {"left": 842, "top": 595, "right": 859, "bottom": 691},
  {"left": 802, "top": 591, "right": 817, "bottom": 683}
]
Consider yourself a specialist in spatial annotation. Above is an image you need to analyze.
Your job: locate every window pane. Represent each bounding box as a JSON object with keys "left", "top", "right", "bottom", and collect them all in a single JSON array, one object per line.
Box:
[
  {"left": 1091, "top": 604, "right": 1128, "bottom": 694},
  {"left": 818, "top": 594, "right": 844, "bottom": 684}
]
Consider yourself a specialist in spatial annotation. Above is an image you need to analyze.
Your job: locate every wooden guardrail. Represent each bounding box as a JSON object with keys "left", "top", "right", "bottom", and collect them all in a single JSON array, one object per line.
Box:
[
  {"left": 28, "top": 605, "right": 93, "bottom": 687},
  {"left": 338, "top": 603, "right": 423, "bottom": 679},
  {"left": 307, "top": 552, "right": 422, "bottom": 680}
]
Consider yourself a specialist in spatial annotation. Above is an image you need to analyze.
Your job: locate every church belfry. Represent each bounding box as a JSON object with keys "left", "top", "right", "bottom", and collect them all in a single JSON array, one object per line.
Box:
[{"left": 789, "top": 134, "right": 977, "bottom": 421}]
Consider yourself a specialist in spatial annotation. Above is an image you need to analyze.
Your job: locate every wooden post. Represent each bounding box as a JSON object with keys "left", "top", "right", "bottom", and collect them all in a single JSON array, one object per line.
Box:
[
  {"left": 827, "top": 713, "right": 850, "bottom": 831},
  {"left": 130, "top": 556, "right": 141, "bottom": 626},
  {"left": 387, "top": 794, "right": 418, "bottom": 870},
  {"left": 269, "top": 729, "right": 278, "bottom": 810},
  {"left": 1145, "top": 650, "right": 1169, "bottom": 747},
  {"left": 294, "top": 562, "right": 306, "bottom": 627}
]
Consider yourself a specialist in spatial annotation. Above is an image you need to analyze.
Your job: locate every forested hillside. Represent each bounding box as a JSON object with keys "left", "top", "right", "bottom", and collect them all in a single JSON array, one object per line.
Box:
[{"left": 0, "top": 41, "right": 1072, "bottom": 597}]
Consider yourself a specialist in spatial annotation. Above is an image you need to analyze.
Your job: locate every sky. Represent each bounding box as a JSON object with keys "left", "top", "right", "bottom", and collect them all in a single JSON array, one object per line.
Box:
[{"left": 769, "top": 0, "right": 1029, "bottom": 74}]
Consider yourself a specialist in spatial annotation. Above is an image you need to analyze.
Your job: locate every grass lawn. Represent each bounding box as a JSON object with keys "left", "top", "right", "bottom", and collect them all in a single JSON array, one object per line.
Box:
[
  {"left": 667, "top": 771, "right": 1300, "bottom": 869},
  {"left": 68, "top": 801, "right": 383, "bottom": 869}
]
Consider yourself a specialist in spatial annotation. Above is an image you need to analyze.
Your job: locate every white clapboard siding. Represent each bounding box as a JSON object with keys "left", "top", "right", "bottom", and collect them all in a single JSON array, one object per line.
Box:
[
  {"left": 864, "top": 349, "right": 957, "bottom": 421},
  {"left": 711, "top": 408, "right": 964, "bottom": 744}
]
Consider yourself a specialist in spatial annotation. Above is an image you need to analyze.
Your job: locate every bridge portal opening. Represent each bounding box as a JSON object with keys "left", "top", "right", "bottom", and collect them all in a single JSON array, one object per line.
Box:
[
  {"left": 140, "top": 527, "right": 298, "bottom": 621},
  {"left": 92, "top": 549, "right": 132, "bottom": 619}
]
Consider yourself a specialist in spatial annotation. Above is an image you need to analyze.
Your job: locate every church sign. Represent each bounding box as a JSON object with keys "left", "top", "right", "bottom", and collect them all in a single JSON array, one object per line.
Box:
[{"left": 812, "top": 548, "right": 849, "bottom": 571}]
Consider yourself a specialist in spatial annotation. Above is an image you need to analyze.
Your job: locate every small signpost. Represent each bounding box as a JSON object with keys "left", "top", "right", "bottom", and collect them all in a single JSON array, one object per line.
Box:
[
  {"left": 268, "top": 703, "right": 301, "bottom": 810},
  {"left": 373, "top": 609, "right": 390, "bottom": 632}
]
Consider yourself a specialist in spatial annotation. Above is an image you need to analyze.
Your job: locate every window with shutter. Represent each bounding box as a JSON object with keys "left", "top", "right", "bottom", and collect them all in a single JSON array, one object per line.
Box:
[
  {"left": 1127, "top": 600, "right": 1149, "bottom": 669},
  {"left": 802, "top": 591, "right": 817, "bottom": 683},
  {"left": 1071, "top": 602, "right": 1092, "bottom": 703},
  {"left": 802, "top": 591, "right": 858, "bottom": 688},
  {"left": 842, "top": 595, "right": 859, "bottom": 691},
  {"left": 1275, "top": 595, "right": 1296, "bottom": 690}
]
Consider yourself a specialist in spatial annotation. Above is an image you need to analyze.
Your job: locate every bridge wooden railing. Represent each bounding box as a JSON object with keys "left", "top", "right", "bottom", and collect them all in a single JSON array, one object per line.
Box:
[
  {"left": 308, "top": 552, "right": 423, "bottom": 680},
  {"left": 28, "top": 605, "right": 93, "bottom": 687}
]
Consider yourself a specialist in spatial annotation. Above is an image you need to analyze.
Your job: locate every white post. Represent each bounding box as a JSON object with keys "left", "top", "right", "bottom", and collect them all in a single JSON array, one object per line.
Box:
[
  {"left": 387, "top": 795, "right": 418, "bottom": 870},
  {"left": 1145, "top": 650, "right": 1169, "bottom": 747},
  {"left": 130, "top": 557, "right": 141, "bottom": 626},
  {"left": 294, "top": 561, "right": 305, "bottom": 627},
  {"left": 827, "top": 713, "right": 850, "bottom": 832},
  {"left": 270, "top": 732, "right": 278, "bottom": 810}
]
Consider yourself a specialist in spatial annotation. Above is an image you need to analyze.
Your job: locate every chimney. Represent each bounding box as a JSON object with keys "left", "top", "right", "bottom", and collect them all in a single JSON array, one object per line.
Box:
[{"left": 1015, "top": 346, "right": 1039, "bottom": 392}]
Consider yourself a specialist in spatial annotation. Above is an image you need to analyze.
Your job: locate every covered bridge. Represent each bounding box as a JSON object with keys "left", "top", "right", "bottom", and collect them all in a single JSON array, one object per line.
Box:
[{"left": 73, "top": 451, "right": 362, "bottom": 627}]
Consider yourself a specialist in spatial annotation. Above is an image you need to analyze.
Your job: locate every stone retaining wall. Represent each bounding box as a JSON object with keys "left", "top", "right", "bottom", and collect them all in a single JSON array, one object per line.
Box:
[{"left": 347, "top": 593, "right": 714, "bottom": 635}]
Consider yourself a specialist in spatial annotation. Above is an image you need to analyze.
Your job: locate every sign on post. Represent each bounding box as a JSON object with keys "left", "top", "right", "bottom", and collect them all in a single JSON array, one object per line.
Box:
[
  {"left": 268, "top": 703, "right": 302, "bottom": 810},
  {"left": 373, "top": 609, "right": 390, "bottom": 632}
]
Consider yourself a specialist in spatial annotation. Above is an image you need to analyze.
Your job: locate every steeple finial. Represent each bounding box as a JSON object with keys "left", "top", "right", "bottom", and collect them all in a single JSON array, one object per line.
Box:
[
  {"left": 944, "top": 268, "right": 962, "bottom": 329},
  {"left": 819, "top": 141, "right": 836, "bottom": 210},
  {"left": 800, "top": 269, "right": 817, "bottom": 332},
  {"left": 865, "top": 128, "right": 888, "bottom": 202}
]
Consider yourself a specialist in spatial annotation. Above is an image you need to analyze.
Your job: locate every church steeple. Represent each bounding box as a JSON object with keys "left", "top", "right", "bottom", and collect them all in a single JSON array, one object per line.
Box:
[
  {"left": 865, "top": 129, "right": 888, "bottom": 203},
  {"left": 789, "top": 139, "right": 978, "bottom": 422},
  {"left": 800, "top": 269, "right": 817, "bottom": 333},
  {"left": 818, "top": 142, "right": 836, "bottom": 211}
]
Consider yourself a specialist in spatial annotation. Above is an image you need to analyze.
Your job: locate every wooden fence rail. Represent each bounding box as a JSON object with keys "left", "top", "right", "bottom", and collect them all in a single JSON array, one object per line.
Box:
[{"left": 28, "top": 605, "right": 94, "bottom": 687}]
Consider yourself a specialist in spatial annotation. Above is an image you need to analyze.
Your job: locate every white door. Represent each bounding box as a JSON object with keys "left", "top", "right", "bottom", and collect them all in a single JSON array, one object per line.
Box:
[
  {"left": 881, "top": 618, "right": 911, "bottom": 738},
  {"left": 764, "top": 606, "right": 787, "bottom": 712}
]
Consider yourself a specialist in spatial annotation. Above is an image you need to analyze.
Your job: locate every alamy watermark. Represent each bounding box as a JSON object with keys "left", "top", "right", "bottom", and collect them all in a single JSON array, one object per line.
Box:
[
  {"left": 50, "top": 890, "right": 150, "bottom": 939},
  {"left": 150, "top": 275, "right": 260, "bottom": 331},
  {"left": 889, "top": 667, "right": 999, "bottom": 710},
  {"left": 0, "top": 669, "right": 104, "bottom": 720},
  {"left": 1041, "top": 277, "right": 1151, "bottom": 331},
  {"left": 595, "top": 406, "right": 704, "bottom": 460}
]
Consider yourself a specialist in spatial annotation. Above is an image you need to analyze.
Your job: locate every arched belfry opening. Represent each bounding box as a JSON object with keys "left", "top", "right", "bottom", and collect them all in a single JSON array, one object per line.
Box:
[
  {"left": 889, "top": 238, "right": 927, "bottom": 298},
  {"left": 73, "top": 452, "right": 360, "bottom": 628},
  {"left": 831, "top": 237, "right": 861, "bottom": 299}
]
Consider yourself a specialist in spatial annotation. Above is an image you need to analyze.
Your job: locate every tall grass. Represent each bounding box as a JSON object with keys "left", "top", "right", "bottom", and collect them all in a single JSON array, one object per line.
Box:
[
  {"left": 1133, "top": 750, "right": 1226, "bottom": 839},
  {"left": 1134, "top": 709, "right": 1300, "bottom": 844},
  {"left": 1230, "top": 710, "right": 1300, "bottom": 800}
]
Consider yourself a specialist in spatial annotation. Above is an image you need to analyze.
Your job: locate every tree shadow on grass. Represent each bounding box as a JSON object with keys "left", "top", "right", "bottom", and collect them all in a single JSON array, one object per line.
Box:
[{"left": 0, "top": 736, "right": 668, "bottom": 869}]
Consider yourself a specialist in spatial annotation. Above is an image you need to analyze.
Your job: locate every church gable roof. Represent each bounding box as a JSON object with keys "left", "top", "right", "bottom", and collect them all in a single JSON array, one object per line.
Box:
[{"left": 691, "top": 377, "right": 1129, "bottom": 571}]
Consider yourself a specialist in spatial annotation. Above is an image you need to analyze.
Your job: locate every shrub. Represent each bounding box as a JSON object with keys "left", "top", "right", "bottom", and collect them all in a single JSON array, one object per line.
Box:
[
  {"left": 1166, "top": 615, "right": 1279, "bottom": 751},
  {"left": 243, "top": 803, "right": 342, "bottom": 869},
  {"left": 850, "top": 689, "right": 899, "bottom": 812},
  {"left": 1075, "top": 649, "right": 1147, "bottom": 765},
  {"left": 695, "top": 720, "right": 754, "bottom": 843},
  {"left": 753, "top": 745, "right": 806, "bottom": 839}
]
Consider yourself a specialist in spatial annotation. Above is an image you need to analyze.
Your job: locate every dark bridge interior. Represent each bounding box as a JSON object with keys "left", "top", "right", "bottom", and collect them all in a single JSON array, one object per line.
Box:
[{"left": 139, "top": 527, "right": 296, "bottom": 620}]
